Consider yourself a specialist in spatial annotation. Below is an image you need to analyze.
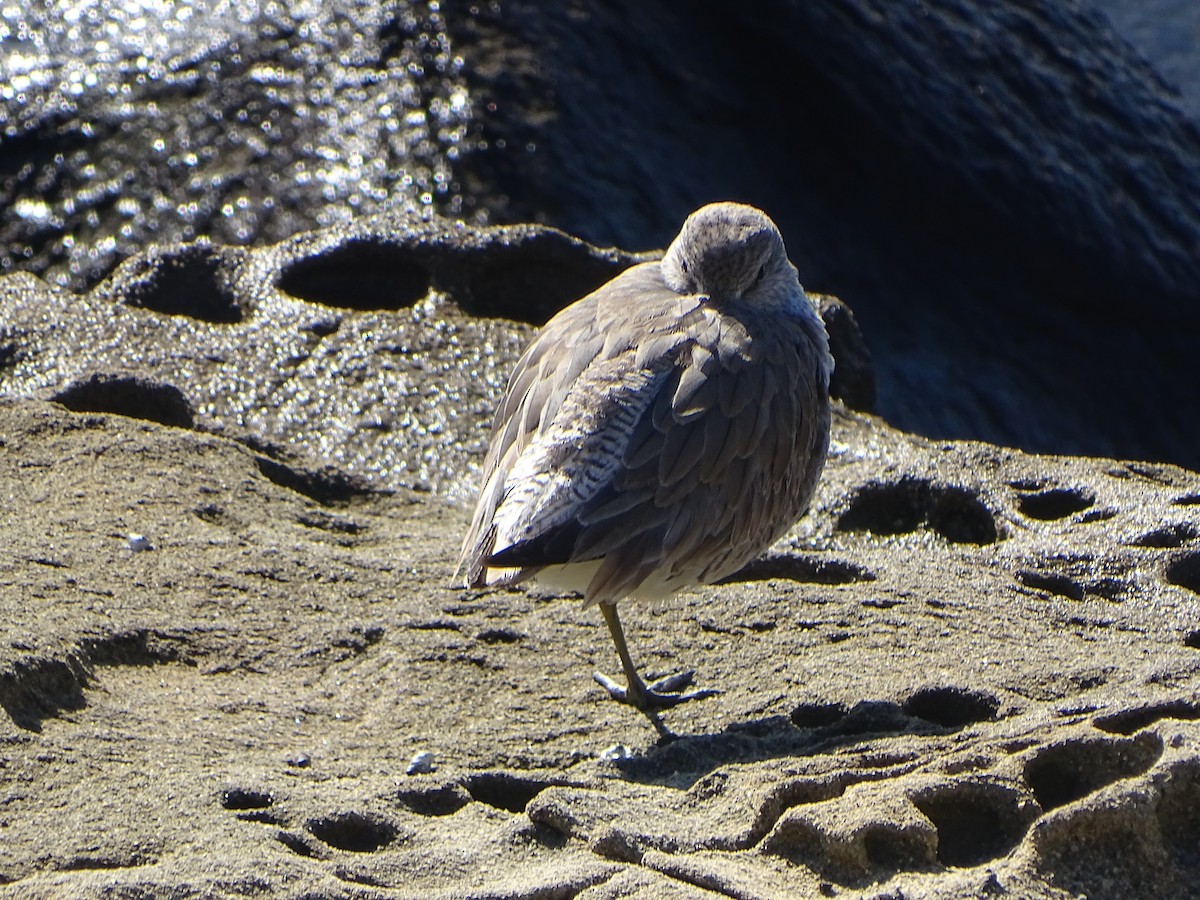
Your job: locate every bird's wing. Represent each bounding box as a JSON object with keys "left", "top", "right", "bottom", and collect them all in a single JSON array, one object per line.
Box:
[
  {"left": 459, "top": 268, "right": 828, "bottom": 606},
  {"left": 457, "top": 262, "right": 689, "bottom": 582}
]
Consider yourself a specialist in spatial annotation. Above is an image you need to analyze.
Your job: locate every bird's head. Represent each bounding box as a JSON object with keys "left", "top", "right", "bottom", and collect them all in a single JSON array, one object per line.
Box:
[{"left": 661, "top": 202, "right": 797, "bottom": 308}]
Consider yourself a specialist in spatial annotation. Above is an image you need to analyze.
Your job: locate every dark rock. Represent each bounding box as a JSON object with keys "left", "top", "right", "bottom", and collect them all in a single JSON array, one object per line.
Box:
[
  {"left": 816, "top": 294, "right": 876, "bottom": 414},
  {"left": 52, "top": 373, "right": 196, "bottom": 430},
  {"left": 0, "top": 213, "right": 872, "bottom": 495}
]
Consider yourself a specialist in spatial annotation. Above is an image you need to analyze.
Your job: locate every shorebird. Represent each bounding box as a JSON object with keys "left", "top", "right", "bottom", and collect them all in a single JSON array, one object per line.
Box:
[{"left": 459, "top": 202, "right": 832, "bottom": 734}]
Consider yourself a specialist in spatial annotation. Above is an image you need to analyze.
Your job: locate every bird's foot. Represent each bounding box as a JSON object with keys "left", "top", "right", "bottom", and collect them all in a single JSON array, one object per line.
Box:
[{"left": 593, "top": 669, "right": 718, "bottom": 711}]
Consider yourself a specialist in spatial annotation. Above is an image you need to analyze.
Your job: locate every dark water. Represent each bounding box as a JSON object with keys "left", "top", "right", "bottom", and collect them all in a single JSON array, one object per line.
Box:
[
  {"left": 2, "top": 1, "right": 1194, "bottom": 292},
  {"left": 0, "top": 0, "right": 477, "bottom": 290},
  {"left": 1090, "top": 0, "right": 1200, "bottom": 117}
]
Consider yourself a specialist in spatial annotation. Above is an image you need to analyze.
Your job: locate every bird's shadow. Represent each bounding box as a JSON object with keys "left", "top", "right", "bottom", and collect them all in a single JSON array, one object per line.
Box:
[{"left": 611, "top": 692, "right": 999, "bottom": 788}]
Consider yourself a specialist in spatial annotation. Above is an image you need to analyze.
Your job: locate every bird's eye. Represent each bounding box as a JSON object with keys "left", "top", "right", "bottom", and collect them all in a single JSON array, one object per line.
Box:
[
  {"left": 755, "top": 265, "right": 766, "bottom": 284},
  {"left": 680, "top": 259, "right": 689, "bottom": 273}
]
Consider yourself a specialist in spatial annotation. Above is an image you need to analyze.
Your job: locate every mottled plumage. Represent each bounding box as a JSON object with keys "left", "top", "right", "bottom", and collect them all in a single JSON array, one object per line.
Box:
[{"left": 458, "top": 202, "right": 832, "bottom": 731}]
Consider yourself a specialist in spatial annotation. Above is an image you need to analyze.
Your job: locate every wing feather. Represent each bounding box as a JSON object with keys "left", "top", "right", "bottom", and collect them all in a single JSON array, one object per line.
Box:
[
  {"left": 459, "top": 263, "right": 677, "bottom": 579},
  {"left": 698, "top": 402, "right": 740, "bottom": 483},
  {"left": 658, "top": 416, "right": 707, "bottom": 489}
]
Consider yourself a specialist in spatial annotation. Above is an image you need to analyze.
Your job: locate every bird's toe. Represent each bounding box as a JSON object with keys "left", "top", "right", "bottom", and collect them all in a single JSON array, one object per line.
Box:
[{"left": 593, "top": 670, "right": 717, "bottom": 711}]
